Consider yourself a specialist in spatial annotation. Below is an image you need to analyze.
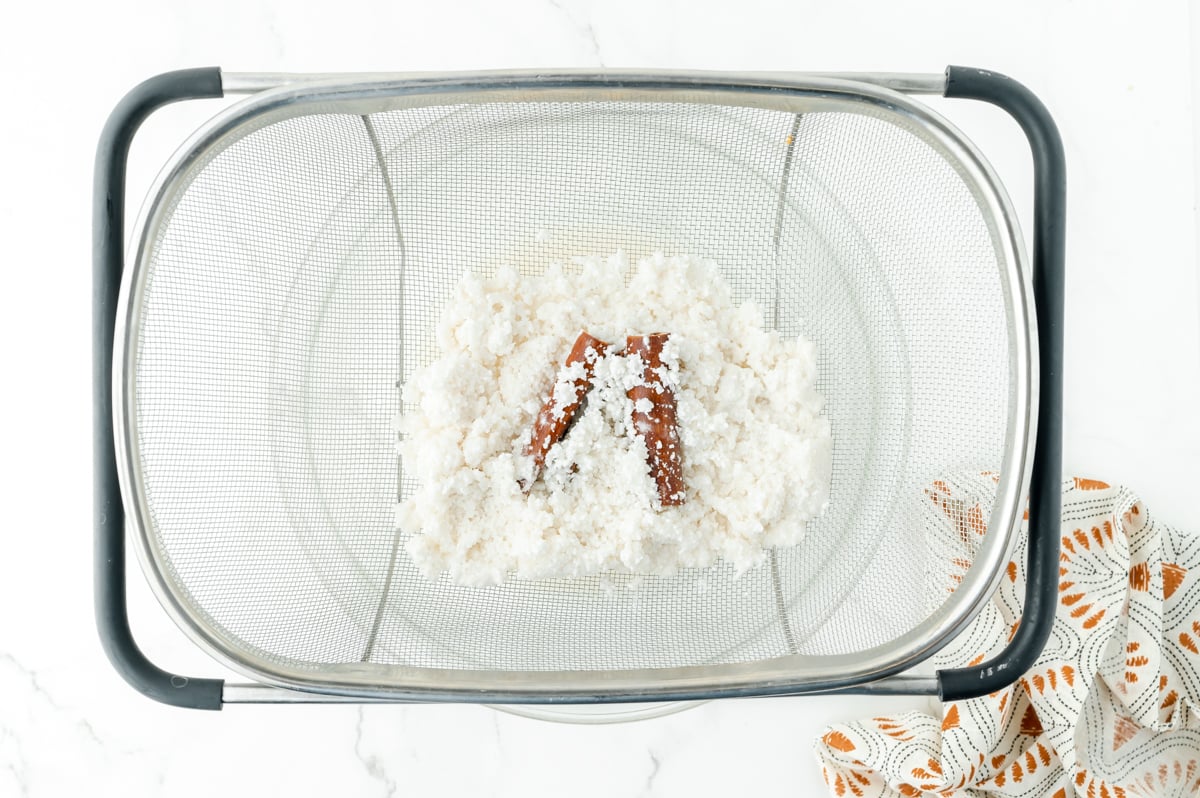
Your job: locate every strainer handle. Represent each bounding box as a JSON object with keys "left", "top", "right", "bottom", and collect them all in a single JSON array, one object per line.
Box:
[
  {"left": 936, "top": 67, "right": 1065, "bottom": 702},
  {"left": 94, "top": 68, "right": 227, "bottom": 709}
]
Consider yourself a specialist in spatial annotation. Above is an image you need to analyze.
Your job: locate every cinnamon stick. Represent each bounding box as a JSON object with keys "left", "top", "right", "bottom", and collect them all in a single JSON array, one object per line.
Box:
[
  {"left": 522, "top": 331, "right": 609, "bottom": 489},
  {"left": 626, "top": 333, "right": 684, "bottom": 507}
]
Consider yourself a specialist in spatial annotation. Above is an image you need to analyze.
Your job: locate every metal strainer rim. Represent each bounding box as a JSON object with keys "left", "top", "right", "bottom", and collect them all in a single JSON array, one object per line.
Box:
[{"left": 113, "top": 70, "right": 1035, "bottom": 702}]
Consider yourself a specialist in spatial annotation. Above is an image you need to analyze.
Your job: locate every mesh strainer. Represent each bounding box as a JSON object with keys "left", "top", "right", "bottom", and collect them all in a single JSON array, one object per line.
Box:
[{"left": 93, "top": 66, "right": 1064, "bottom": 710}]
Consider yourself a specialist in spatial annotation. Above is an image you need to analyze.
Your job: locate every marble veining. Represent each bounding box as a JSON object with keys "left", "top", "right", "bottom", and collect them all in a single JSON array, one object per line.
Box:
[
  {"left": 355, "top": 707, "right": 399, "bottom": 798},
  {"left": 2, "top": 653, "right": 97, "bottom": 797},
  {"left": 548, "top": 0, "right": 606, "bottom": 66},
  {"left": 641, "top": 750, "right": 663, "bottom": 797}
]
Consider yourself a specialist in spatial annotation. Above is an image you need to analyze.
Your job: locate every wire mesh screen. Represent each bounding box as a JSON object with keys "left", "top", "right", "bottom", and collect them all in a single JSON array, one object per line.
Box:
[{"left": 130, "top": 97, "right": 1012, "bottom": 676}]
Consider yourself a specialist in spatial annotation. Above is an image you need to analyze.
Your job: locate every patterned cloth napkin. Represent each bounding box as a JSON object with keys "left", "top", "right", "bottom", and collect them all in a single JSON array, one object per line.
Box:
[{"left": 813, "top": 475, "right": 1200, "bottom": 797}]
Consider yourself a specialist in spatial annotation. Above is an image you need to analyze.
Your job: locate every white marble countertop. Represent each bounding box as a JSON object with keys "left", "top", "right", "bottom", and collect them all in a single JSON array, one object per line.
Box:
[{"left": 3, "top": 1, "right": 1199, "bottom": 795}]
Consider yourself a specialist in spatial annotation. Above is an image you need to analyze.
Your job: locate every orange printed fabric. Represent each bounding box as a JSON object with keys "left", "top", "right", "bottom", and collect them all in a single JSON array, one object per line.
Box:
[{"left": 814, "top": 475, "right": 1200, "bottom": 798}]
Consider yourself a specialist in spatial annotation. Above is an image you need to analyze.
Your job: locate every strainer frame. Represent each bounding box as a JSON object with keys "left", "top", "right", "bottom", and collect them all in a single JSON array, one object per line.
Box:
[{"left": 94, "top": 66, "right": 1063, "bottom": 710}]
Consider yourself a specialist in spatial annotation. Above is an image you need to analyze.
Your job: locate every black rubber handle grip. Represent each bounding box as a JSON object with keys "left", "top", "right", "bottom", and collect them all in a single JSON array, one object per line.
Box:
[
  {"left": 936, "top": 67, "right": 1065, "bottom": 701},
  {"left": 94, "top": 68, "right": 226, "bottom": 709}
]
